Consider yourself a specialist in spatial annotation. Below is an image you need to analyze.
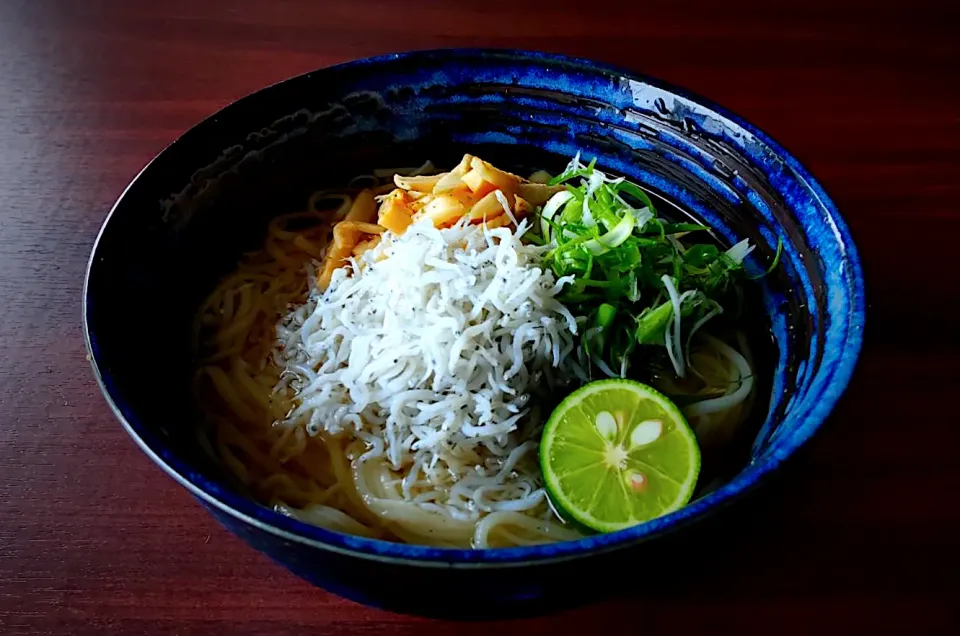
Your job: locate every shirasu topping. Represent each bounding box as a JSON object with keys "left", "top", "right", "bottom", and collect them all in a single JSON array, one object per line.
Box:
[{"left": 274, "top": 218, "right": 580, "bottom": 516}]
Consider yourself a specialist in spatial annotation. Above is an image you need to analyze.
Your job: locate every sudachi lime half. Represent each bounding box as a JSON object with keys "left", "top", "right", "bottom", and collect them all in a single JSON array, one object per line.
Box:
[{"left": 540, "top": 378, "right": 701, "bottom": 533}]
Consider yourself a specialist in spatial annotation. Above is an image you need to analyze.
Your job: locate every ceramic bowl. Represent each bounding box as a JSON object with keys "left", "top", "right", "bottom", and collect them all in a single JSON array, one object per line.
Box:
[{"left": 84, "top": 49, "right": 865, "bottom": 617}]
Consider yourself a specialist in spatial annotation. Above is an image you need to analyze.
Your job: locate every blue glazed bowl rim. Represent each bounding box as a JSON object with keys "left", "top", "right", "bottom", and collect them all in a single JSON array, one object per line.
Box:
[{"left": 84, "top": 47, "right": 866, "bottom": 567}]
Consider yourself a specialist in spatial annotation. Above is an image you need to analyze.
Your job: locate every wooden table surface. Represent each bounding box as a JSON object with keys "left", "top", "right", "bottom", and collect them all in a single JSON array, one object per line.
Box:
[{"left": 1, "top": 0, "right": 958, "bottom": 634}]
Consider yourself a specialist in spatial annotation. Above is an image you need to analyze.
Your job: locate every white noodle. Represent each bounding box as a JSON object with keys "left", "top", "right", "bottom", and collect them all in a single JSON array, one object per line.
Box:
[{"left": 684, "top": 335, "right": 754, "bottom": 417}]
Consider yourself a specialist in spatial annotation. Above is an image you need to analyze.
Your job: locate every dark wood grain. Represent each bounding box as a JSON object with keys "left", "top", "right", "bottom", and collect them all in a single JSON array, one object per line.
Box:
[{"left": 1, "top": 0, "right": 958, "bottom": 633}]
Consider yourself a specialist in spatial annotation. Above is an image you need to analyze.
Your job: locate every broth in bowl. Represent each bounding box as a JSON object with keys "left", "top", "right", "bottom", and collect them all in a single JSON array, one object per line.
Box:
[{"left": 192, "top": 153, "right": 777, "bottom": 549}]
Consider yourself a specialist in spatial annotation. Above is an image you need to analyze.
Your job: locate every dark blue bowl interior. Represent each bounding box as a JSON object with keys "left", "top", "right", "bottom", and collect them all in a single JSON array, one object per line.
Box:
[{"left": 84, "top": 49, "right": 864, "bottom": 611}]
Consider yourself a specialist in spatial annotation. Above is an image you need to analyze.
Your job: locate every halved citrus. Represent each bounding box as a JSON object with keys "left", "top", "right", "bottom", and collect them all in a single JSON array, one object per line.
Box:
[{"left": 540, "top": 378, "right": 701, "bottom": 533}]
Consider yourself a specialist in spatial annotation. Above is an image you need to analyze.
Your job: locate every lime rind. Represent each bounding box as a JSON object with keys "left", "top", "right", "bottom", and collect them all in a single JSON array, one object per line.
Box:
[{"left": 540, "top": 378, "right": 701, "bottom": 533}]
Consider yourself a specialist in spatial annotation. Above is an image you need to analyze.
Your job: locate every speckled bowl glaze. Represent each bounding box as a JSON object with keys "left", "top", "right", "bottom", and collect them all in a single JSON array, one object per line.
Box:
[{"left": 84, "top": 49, "right": 865, "bottom": 617}]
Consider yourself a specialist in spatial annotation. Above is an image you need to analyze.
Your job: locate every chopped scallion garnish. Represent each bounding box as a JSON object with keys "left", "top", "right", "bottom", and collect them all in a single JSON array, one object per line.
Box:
[{"left": 535, "top": 156, "right": 778, "bottom": 379}]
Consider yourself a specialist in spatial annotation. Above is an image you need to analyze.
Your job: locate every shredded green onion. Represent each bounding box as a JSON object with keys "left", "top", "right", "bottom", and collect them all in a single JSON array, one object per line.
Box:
[{"left": 535, "top": 155, "right": 779, "bottom": 379}]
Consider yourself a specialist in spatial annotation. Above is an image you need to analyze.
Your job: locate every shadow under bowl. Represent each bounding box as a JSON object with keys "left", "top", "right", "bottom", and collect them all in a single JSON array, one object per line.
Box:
[{"left": 83, "top": 48, "right": 865, "bottom": 617}]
